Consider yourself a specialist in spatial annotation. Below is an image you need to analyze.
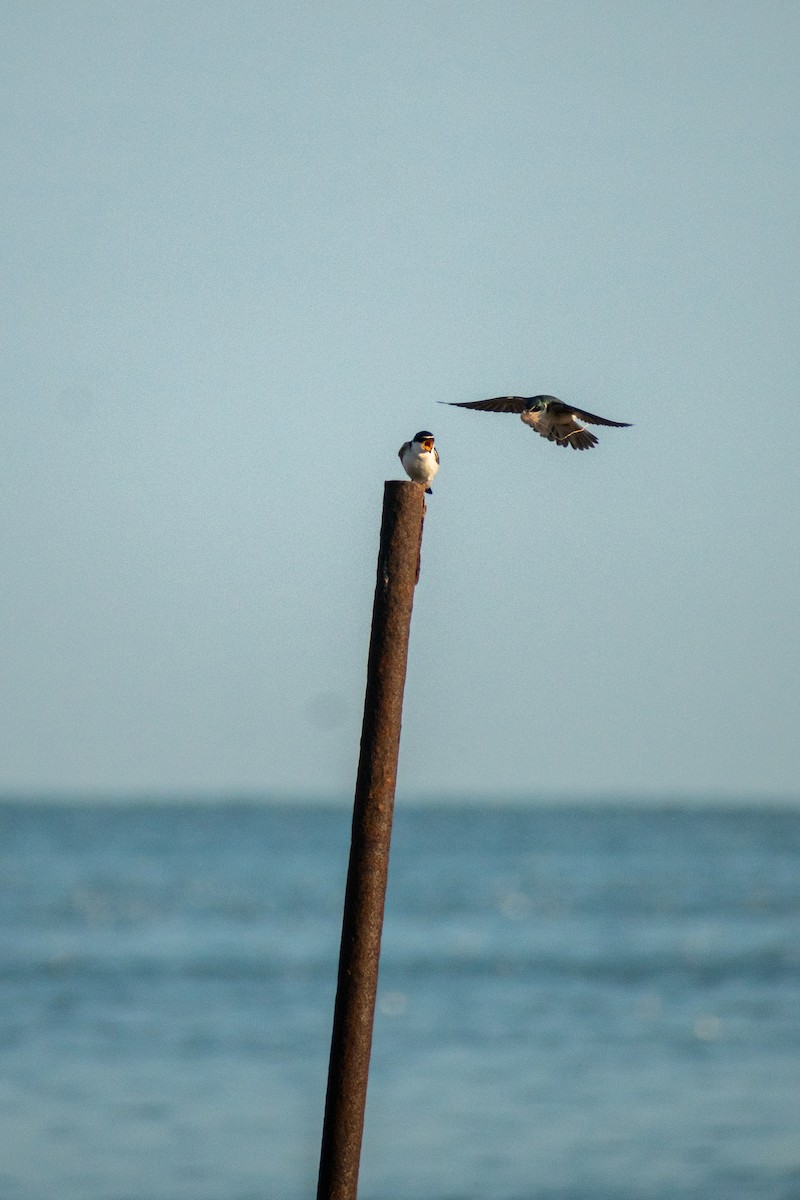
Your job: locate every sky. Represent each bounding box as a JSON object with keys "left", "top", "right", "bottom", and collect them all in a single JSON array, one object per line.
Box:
[{"left": 2, "top": 1, "right": 799, "bottom": 803}]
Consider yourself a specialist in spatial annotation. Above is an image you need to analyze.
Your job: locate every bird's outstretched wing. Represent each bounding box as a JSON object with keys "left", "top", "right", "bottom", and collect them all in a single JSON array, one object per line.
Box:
[
  {"left": 440, "top": 396, "right": 531, "bottom": 414},
  {"left": 563, "top": 404, "right": 631, "bottom": 429}
]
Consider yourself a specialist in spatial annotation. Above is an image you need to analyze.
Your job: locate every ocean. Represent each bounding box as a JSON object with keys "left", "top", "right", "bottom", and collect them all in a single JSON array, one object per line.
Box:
[{"left": 0, "top": 801, "right": 798, "bottom": 1200}]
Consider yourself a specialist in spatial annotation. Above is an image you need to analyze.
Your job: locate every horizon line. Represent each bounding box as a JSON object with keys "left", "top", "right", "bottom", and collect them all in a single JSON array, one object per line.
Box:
[{"left": 0, "top": 790, "right": 798, "bottom": 810}]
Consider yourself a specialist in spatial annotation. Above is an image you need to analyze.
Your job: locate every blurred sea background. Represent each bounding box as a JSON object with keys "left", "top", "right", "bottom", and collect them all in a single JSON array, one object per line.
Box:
[{"left": 1, "top": 799, "right": 798, "bottom": 1200}]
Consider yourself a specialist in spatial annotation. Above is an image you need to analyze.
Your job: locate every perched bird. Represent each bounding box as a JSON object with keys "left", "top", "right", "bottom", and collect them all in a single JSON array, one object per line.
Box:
[
  {"left": 441, "top": 395, "right": 631, "bottom": 450},
  {"left": 398, "top": 431, "right": 440, "bottom": 493}
]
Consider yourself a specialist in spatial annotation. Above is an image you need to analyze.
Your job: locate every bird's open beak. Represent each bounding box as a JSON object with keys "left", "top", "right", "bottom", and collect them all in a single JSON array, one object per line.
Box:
[{"left": 421, "top": 439, "right": 434, "bottom": 451}]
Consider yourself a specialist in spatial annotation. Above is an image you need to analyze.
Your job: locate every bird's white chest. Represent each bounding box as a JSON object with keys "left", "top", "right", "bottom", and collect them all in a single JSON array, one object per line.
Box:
[
  {"left": 402, "top": 446, "right": 439, "bottom": 485},
  {"left": 521, "top": 408, "right": 545, "bottom": 433}
]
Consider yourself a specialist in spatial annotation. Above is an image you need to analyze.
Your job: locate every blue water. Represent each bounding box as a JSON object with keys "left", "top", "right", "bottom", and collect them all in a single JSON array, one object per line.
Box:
[{"left": 0, "top": 802, "right": 798, "bottom": 1200}]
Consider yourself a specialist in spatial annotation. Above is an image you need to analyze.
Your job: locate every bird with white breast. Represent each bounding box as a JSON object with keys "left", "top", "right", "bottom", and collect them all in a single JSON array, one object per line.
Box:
[
  {"left": 398, "top": 431, "right": 440, "bottom": 494},
  {"left": 441, "top": 395, "right": 631, "bottom": 450}
]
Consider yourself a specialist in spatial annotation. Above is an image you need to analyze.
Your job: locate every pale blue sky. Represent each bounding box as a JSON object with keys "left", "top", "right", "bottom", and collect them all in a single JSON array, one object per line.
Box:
[{"left": 2, "top": 1, "right": 798, "bottom": 801}]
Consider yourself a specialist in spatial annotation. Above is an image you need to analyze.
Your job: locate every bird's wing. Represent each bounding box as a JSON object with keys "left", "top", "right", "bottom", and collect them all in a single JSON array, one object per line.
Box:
[
  {"left": 398, "top": 441, "right": 411, "bottom": 461},
  {"left": 434, "top": 447, "right": 440, "bottom": 464},
  {"left": 563, "top": 403, "right": 632, "bottom": 428},
  {"left": 440, "top": 396, "right": 531, "bottom": 414}
]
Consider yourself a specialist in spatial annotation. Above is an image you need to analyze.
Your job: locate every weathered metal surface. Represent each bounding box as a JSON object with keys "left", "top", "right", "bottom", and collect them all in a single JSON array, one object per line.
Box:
[{"left": 317, "top": 481, "right": 426, "bottom": 1200}]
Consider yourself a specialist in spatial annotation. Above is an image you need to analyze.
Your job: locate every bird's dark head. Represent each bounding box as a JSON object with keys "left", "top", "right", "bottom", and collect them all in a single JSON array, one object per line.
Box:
[
  {"left": 413, "top": 431, "right": 435, "bottom": 449},
  {"left": 526, "top": 395, "right": 560, "bottom": 410}
]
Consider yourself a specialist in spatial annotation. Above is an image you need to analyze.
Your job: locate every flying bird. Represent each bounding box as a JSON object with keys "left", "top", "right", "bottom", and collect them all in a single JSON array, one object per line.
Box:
[
  {"left": 441, "top": 395, "right": 631, "bottom": 450},
  {"left": 399, "top": 431, "right": 440, "bottom": 493}
]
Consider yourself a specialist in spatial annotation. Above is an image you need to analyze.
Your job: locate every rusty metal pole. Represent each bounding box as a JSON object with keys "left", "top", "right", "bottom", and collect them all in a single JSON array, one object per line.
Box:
[{"left": 316, "top": 480, "right": 426, "bottom": 1200}]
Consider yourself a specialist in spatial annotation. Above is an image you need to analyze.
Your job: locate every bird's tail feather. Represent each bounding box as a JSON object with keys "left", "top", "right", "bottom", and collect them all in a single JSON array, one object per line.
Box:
[{"left": 544, "top": 428, "right": 598, "bottom": 450}]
